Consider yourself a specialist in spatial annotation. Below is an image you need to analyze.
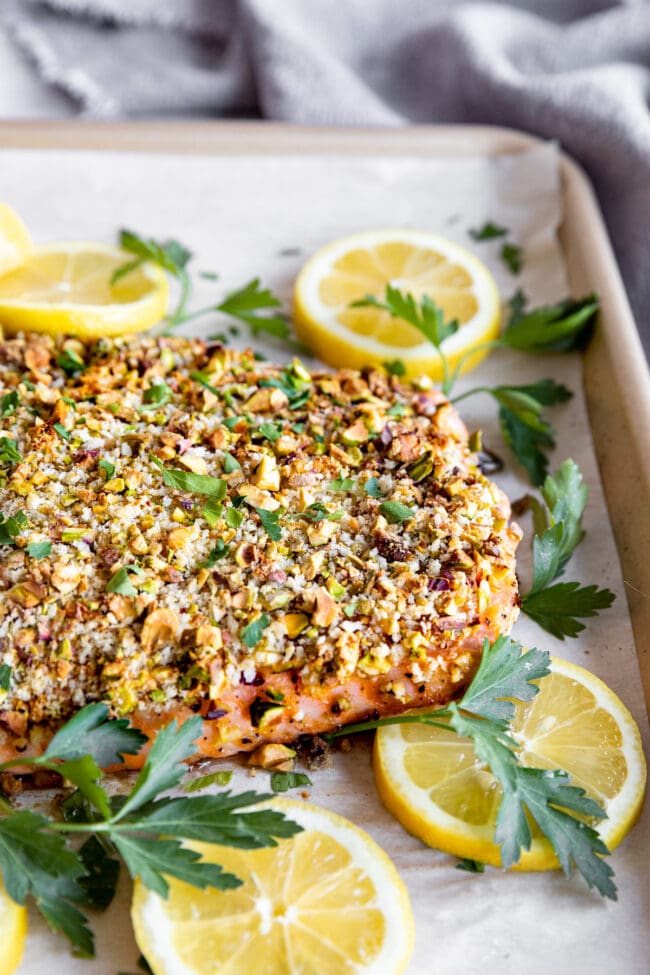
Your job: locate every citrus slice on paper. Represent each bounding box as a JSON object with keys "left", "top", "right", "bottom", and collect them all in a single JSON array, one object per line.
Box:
[
  {"left": 132, "top": 798, "right": 414, "bottom": 975},
  {"left": 374, "top": 656, "right": 647, "bottom": 870},
  {"left": 293, "top": 229, "right": 500, "bottom": 380},
  {"left": 0, "top": 242, "right": 168, "bottom": 338},
  {"left": 0, "top": 875, "right": 27, "bottom": 975},
  {"left": 0, "top": 204, "right": 33, "bottom": 277}
]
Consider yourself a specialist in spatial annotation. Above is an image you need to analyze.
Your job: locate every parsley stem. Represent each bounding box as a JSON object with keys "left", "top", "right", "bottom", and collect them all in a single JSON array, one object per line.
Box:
[
  {"left": 448, "top": 385, "right": 492, "bottom": 406},
  {"left": 446, "top": 339, "right": 505, "bottom": 394},
  {"left": 324, "top": 708, "right": 453, "bottom": 740}
]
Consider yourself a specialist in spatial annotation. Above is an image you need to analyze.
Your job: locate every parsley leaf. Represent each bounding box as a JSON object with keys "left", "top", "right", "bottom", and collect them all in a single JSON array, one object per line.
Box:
[
  {"left": 98, "top": 459, "right": 115, "bottom": 480},
  {"left": 520, "top": 460, "right": 615, "bottom": 638},
  {"left": 53, "top": 422, "right": 71, "bottom": 441},
  {"left": 383, "top": 359, "right": 406, "bottom": 376},
  {"left": 469, "top": 221, "right": 508, "bottom": 240},
  {"left": 45, "top": 703, "right": 147, "bottom": 768},
  {"left": 190, "top": 371, "right": 220, "bottom": 396},
  {"left": 184, "top": 770, "right": 233, "bottom": 792},
  {"left": 56, "top": 349, "right": 86, "bottom": 375},
  {"left": 201, "top": 498, "right": 224, "bottom": 526},
  {"left": 331, "top": 472, "right": 355, "bottom": 492},
  {"left": 106, "top": 564, "right": 144, "bottom": 597},
  {"left": 364, "top": 477, "right": 383, "bottom": 498},
  {"left": 501, "top": 242, "right": 523, "bottom": 274},
  {"left": 225, "top": 507, "right": 245, "bottom": 530},
  {"left": 0, "top": 510, "right": 27, "bottom": 546},
  {"left": 254, "top": 508, "right": 282, "bottom": 541},
  {"left": 112, "top": 834, "right": 240, "bottom": 899},
  {"left": 521, "top": 583, "right": 615, "bottom": 639},
  {"left": 0, "top": 391, "right": 18, "bottom": 418},
  {"left": 353, "top": 284, "right": 459, "bottom": 349},
  {"left": 379, "top": 500, "right": 414, "bottom": 524},
  {"left": 270, "top": 772, "right": 312, "bottom": 793},
  {"left": 222, "top": 452, "right": 240, "bottom": 473},
  {"left": 0, "top": 705, "right": 302, "bottom": 956},
  {"left": 484, "top": 380, "right": 572, "bottom": 485},
  {"left": 503, "top": 292, "right": 599, "bottom": 353},
  {"left": 200, "top": 540, "right": 230, "bottom": 567},
  {"left": 116, "top": 230, "right": 191, "bottom": 280},
  {"left": 241, "top": 614, "right": 271, "bottom": 648},
  {"left": 217, "top": 279, "right": 290, "bottom": 341},
  {"left": 258, "top": 422, "right": 283, "bottom": 442},
  {"left": 330, "top": 635, "right": 617, "bottom": 899},
  {"left": 0, "top": 438, "right": 22, "bottom": 464},
  {"left": 456, "top": 858, "right": 485, "bottom": 873},
  {"left": 141, "top": 381, "right": 172, "bottom": 410},
  {"left": 0, "top": 664, "right": 11, "bottom": 691},
  {"left": 150, "top": 455, "right": 227, "bottom": 498}
]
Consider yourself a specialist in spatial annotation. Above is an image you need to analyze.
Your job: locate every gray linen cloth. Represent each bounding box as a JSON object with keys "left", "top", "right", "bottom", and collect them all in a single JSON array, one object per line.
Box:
[{"left": 2, "top": 0, "right": 650, "bottom": 355}]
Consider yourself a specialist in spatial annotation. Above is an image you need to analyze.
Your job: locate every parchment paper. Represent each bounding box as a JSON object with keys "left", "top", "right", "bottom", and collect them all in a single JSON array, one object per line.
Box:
[{"left": 1, "top": 143, "right": 648, "bottom": 975}]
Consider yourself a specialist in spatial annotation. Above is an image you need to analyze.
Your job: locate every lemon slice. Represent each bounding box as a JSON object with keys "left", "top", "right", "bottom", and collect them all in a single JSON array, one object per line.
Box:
[
  {"left": 132, "top": 798, "right": 414, "bottom": 975},
  {"left": 374, "top": 656, "right": 647, "bottom": 869},
  {"left": 0, "top": 875, "right": 27, "bottom": 975},
  {"left": 0, "top": 204, "right": 33, "bottom": 276},
  {"left": 293, "top": 229, "right": 500, "bottom": 380},
  {"left": 0, "top": 242, "right": 168, "bottom": 338}
]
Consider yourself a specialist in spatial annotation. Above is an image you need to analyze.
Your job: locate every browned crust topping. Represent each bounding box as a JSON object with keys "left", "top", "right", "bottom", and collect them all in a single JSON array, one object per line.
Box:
[{"left": 0, "top": 331, "right": 520, "bottom": 738}]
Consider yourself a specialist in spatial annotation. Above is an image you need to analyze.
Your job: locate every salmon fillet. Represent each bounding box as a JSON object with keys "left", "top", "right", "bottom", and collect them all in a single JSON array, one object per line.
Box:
[{"left": 0, "top": 332, "right": 520, "bottom": 767}]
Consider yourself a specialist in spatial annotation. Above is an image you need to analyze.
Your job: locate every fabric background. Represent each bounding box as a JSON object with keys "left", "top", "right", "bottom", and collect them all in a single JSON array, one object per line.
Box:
[{"left": 1, "top": 0, "right": 649, "bottom": 356}]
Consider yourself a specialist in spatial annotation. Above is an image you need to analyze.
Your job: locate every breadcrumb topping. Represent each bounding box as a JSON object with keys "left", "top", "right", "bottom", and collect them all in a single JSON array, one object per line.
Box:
[{"left": 0, "top": 331, "right": 520, "bottom": 737}]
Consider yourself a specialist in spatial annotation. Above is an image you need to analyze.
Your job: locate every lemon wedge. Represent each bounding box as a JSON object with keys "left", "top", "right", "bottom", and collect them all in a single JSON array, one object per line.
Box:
[
  {"left": 0, "top": 204, "right": 33, "bottom": 277},
  {"left": 374, "top": 656, "right": 647, "bottom": 869},
  {"left": 0, "top": 242, "right": 168, "bottom": 338},
  {"left": 293, "top": 229, "right": 500, "bottom": 380},
  {"left": 132, "top": 798, "right": 414, "bottom": 975},
  {"left": 0, "top": 875, "right": 27, "bottom": 975}
]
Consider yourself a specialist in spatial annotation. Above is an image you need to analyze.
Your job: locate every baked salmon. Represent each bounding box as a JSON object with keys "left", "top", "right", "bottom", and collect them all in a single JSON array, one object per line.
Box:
[{"left": 0, "top": 332, "right": 520, "bottom": 768}]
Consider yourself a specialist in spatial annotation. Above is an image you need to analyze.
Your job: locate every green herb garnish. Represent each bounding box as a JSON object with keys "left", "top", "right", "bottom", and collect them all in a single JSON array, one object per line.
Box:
[
  {"left": 254, "top": 508, "right": 282, "bottom": 541},
  {"left": 520, "top": 460, "right": 615, "bottom": 637},
  {"left": 0, "top": 511, "right": 27, "bottom": 546},
  {"left": 28, "top": 540, "right": 52, "bottom": 560},
  {"left": 379, "top": 501, "right": 414, "bottom": 524},
  {"left": 241, "top": 614, "right": 271, "bottom": 648},
  {"left": 270, "top": 772, "right": 312, "bottom": 793},
  {"left": 222, "top": 452, "right": 240, "bottom": 473},
  {"left": 56, "top": 349, "right": 86, "bottom": 375},
  {"left": 0, "top": 706, "right": 301, "bottom": 955},
  {"left": 150, "top": 455, "right": 227, "bottom": 498},
  {"left": 364, "top": 477, "right": 383, "bottom": 498},
  {"left": 500, "top": 242, "right": 523, "bottom": 274},
  {"left": 98, "top": 459, "right": 115, "bottom": 480},
  {"left": 184, "top": 770, "right": 233, "bottom": 792},
  {"left": 328, "top": 635, "right": 616, "bottom": 900},
  {"left": 0, "top": 391, "right": 19, "bottom": 418},
  {"left": 106, "top": 565, "right": 144, "bottom": 597},
  {"left": 469, "top": 221, "right": 508, "bottom": 240},
  {"left": 0, "top": 438, "right": 22, "bottom": 465},
  {"left": 200, "top": 541, "right": 230, "bottom": 567},
  {"left": 0, "top": 664, "right": 11, "bottom": 691},
  {"left": 383, "top": 359, "right": 406, "bottom": 377},
  {"left": 141, "top": 382, "right": 172, "bottom": 410},
  {"left": 225, "top": 507, "right": 245, "bottom": 530},
  {"left": 53, "top": 423, "right": 71, "bottom": 441}
]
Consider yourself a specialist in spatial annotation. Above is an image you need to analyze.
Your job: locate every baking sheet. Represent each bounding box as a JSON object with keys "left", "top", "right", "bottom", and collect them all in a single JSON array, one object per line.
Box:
[{"left": 0, "top": 142, "right": 648, "bottom": 975}]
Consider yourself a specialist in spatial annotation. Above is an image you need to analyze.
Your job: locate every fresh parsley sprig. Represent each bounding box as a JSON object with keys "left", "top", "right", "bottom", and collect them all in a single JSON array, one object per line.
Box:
[
  {"left": 520, "top": 460, "right": 615, "bottom": 637},
  {"left": 326, "top": 635, "right": 616, "bottom": 899},
  {"left": 0, "top": 706, "right": 301, "bottom": 957},
  {"left": 453, "top": 379, "right": 572, "bottom": 485},
  {"left": 351, "top": 284, "right": 459, "bottom": 394},
  {"left": 114, "top": 230, "right": 296, "bottom": 345},
  {"left": 348, "top": 285, "right": 598, "bottom": 483}
]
